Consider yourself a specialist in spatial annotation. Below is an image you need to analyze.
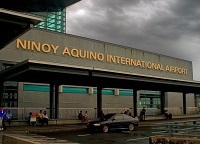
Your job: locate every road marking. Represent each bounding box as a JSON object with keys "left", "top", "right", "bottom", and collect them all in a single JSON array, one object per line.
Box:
[
  {"left": 77, "top": 134, "right": 91, "bottom": 137},
  {"left": 152, "top": 131, "right": 168, "bottom": 133},
  {"left": 126, "top": 137, "right": 149, "bottom": 141}
]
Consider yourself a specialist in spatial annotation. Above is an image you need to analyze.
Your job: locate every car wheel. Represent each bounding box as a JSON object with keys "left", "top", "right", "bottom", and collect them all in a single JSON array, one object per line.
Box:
[
  {"left": 102, "top": 125, "right": 109, "bottom": 133},
  {"left": 128, "top": 123, "right": 134, "bottom": 131}
]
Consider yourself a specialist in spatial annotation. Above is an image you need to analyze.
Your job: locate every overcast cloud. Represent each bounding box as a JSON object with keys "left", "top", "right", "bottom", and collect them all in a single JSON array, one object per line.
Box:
[{"left": 66, "top": 0, "right": 200, "bottom": 81}]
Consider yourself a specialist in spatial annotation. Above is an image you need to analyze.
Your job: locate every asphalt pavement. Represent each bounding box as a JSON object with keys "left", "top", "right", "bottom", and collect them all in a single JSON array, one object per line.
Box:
[
  {"left": 0, "top": 115, "right": 200, "bottom": 144},
  {"left": 1, "top": 114, "right": 200, "bottom": 134}
]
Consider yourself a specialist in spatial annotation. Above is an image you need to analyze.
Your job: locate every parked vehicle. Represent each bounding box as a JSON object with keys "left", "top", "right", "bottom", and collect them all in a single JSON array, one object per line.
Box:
[{"left": 87, "top": 113, "right": 139, "bottom": 133}]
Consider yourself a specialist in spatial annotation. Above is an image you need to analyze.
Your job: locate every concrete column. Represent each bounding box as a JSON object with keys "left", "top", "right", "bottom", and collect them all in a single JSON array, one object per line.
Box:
[
  {"left": 55, "top": 84, "right": 59, "bottom": 119},
  {"left": 133, "top": 90, "right": 137, "bottom": 117},
  {"left": 49, "top": 83, "right": 54, "bottom": 119},
  {"left": 160, "top": 91, "right": 165, "bottom": 114},
  {"left": 183, "top": 93, "right": 186, "bottom": 115},
  {"left": 150, "top": 97, "right": 153, "bottom": 108},
  {"left": 0, "top": 82, "right": 3, "bottom": 107},
  {"left": 97, "top": 86, "right": 102, "bottom": 118}
]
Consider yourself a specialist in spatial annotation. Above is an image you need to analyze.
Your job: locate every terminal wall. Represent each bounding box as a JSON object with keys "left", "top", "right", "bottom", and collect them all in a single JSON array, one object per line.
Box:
[{"left": 0, "top": 28, "right": 193, "bottom": 80}]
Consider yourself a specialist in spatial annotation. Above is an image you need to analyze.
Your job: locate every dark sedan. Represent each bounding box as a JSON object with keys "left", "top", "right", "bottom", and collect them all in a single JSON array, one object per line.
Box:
[{"left": 87, "top": 113, "right": 139, "bottom": 133}]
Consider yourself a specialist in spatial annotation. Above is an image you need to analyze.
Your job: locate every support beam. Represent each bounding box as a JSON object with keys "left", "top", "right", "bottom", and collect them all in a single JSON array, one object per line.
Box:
[
  {"left": 160, "top": 91, "right": 165, "bottom": 114},
  {"left": 97, "top": 86, "right": 102, "bottom": 118},
  {"left": 150, "top": 97, "right": 153, "bottom": 108},
  {"left": 0, "top": 82, "right": 3, "bottom": 107},
  {"left": 183, "top": 93, "right": 186, "bottom": 115},
  {"left": 49, "top": 83, "right": 54, "bottom": 119},
  {"left": 133, "top": 90, "right": 137, "bottom": 117},
  {"left": 55, "top": 84, "right": 59, "bottom": 119}
]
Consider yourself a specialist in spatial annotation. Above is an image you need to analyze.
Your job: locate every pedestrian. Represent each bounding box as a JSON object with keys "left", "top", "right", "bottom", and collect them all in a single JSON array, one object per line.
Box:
[
  {"left": 6, "top": 110, "right": 13, "bottom": 126},
  {"left": 140, "top": 107, "right": 146, "bottom": 121},
  {"left": 126, "top": 110, "right": 131, "bottom": 116},
  {"left": 83, "top": 111, "right": 88, "bottom": 122},
  {"left": 78, "top": 111, "right": 83, "bottom": 121},
  {"left": 37, "top": 110, "right": 43, "bottom": 124},
  {"left": 42, "top": 111, "right": 49, "bottom": 125},
  {"left": 0, "top": 107, "right": 6, "bottom": 130}
]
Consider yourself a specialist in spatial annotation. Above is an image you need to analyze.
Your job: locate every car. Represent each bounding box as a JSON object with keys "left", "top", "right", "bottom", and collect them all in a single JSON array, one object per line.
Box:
[{"left": 87, "top": 113, "right": 139, "bottom": 133}]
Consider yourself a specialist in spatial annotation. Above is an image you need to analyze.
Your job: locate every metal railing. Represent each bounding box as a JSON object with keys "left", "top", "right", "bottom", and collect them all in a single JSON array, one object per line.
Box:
[
  {"left": 152, "top": 120, "right": 200, "bottom": 138},
  {"left": 5, "top": 107, "right": 131, "bottom": 120}
]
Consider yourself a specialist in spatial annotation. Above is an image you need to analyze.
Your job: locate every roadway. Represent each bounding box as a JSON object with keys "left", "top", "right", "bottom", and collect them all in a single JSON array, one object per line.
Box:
[
  {"left": 40, "top": 127, "right": 155, "bottom": 144},
  {"left": 1, "top": 114, "right": 200, "bottom": 144}
]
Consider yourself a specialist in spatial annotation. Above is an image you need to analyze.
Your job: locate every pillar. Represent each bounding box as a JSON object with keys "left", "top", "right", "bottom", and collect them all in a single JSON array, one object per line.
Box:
[
  {"left": 183, "top": 93, "right": 186, "bottom": 115},
  {"left": 49, "top": 83, "right": 54, "bottom": 119},
  {"left": 133, "top": 90, "right": 137, "bottom": 117},
  {"left": 97, "top": 86, "right": 102, "bottom": 118},
  {"left": 160, "top": 91, "right": 165, "bottom": 114},
  {"left": 150, "top": 97, "right": 153, "bottom": 108},
  {"left": 0, "top": 82, "right": 3, "bottom": 107},
  {"left": 55, "top": 84, "right": 59, "bottom": 119}
]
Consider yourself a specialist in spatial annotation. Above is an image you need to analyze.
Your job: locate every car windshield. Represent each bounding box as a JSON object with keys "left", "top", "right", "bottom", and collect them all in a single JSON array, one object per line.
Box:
[{"left": 100, "top": 114, "right": 115, "bottom": 121}]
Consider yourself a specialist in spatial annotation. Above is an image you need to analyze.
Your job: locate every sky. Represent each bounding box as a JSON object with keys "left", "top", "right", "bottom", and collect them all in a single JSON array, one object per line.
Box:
[{"left": 66, "top": 0, "right": 200, "bottom": 81}]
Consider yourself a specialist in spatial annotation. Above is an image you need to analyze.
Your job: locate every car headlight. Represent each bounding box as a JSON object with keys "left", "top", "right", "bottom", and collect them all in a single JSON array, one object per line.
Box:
[{"left": 93, "top": 123, "right": 101, "bottom": 126}]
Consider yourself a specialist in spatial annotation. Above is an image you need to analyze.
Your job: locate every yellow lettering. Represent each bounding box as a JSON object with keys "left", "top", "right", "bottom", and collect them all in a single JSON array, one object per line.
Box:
[
  {"left": 121, "top": 57, "right": 125, "bottom": 65},
  {"left": 110, "top": 55, "right": 115, "bottom": 63},
  {"left": 31, "top": 41, "right": 40, "bottom": 51},
  {"left": 16, "top": 39, "right": 26, "bottom": 49},
  {"left": 166, "top": 66, "right": 170, "bottom": 72},
  {"left": 79, "top": 50, "right": 86, "bottom": 58},
  {"left": 27, "top": 41, "right": 31, "bottom": 50},
  {"left": 126, "top": 58, "right": 131, "bottom": 65},
  {"left": 71, "top": 48, "right": 79, "bottom": 58},
  {"left": 62, "top": 47, "right": 71, "bottom": 55},
  {"left": 130, "top": 59, "right": 137, "bottom": 66},
  {"left": 146, "top": 62, "right": 151, "bottom": 69},
  {"left": 41, "top": 44, "right": 51, "bottom": 53},
  {"left": 89, "top": 51, "right": 97, "bottom": 60},
  {"left": 97, "top": 53, "right": 104, "bottom": 61},
  {"left": 51, "top": 45, "right": 59, "bottom": 54},
  {"left": 136, "top": 60, "right": 142, "bottom": 67},
  {"left": 157, "top": 64, "right": 164, "bottom": 71}
]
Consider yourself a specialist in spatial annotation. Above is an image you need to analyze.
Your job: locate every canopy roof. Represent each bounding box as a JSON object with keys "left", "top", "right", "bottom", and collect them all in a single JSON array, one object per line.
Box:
[
  {"left": 0, "top": 0, "right": 81, "bottom": 11},
  {"left": 0, "top": 59, "right": 200, "bottom": 93},
  {"left": 0, "top": 8, "right": 43, "bottom": 49}
]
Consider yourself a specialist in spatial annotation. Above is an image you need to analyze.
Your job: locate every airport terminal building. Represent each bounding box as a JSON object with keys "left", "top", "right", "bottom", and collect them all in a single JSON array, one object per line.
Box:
[{"left": 0, "top": 0, "right": 200, "bottom": 120}]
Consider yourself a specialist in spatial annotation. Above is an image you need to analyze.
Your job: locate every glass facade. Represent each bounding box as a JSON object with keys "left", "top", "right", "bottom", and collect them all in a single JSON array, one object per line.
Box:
[
  {"left": 22, "top": 84, "right": 161, "bottom": 108},
  {"left": 3, "top": 81, "right": 18, "bottom": 107},
  {"left": 0, "top": 62, "right": 18, "bottom": 107},
  {"left": 139, "top": 90, "right": 160, "bottom": 108},
  {"left": 32, "top": 8, "right": 66, "bottom": 33}
]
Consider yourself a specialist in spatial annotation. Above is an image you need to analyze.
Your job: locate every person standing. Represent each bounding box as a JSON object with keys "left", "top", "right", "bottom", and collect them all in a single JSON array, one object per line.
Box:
[
  {"left": 140, "top": 107, "right": 146, "bottom": 121},
  {"left": 78, "top": 111, "right": 83, "bottom": 121},
  {"left": 0, "top": 107, "right": 6, "bottom": 130},
  {"left": 83, "top": 111, "right": 88, "bottom": 122}
]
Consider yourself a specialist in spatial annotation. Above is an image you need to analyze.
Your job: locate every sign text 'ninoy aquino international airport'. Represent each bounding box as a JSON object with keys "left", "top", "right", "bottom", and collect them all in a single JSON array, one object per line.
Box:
[{"left": 16, "top": 39, "right": 188, "bottom": 75}]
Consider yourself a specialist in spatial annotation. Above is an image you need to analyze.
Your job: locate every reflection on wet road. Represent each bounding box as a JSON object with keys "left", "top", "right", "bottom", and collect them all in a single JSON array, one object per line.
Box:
[{"left": 40, "top": 127, "right": 158, "bottom": 144}]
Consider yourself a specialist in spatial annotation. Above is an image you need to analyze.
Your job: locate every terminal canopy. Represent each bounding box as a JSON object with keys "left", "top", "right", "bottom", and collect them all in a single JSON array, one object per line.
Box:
[
  {"left": 0, "top": 8, "right": 43, "bottom": 49},
  {"left": 0, "top": 59, "right": 200, "bottom": 94},
  {"left": 0, "top": 0, "right": 81, "bottom": 11}
]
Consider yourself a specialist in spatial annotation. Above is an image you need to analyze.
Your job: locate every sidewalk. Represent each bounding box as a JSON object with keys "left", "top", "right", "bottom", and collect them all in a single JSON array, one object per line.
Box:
[{"left": 1, "top": 114, "right": 200, "bottom": 134}]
